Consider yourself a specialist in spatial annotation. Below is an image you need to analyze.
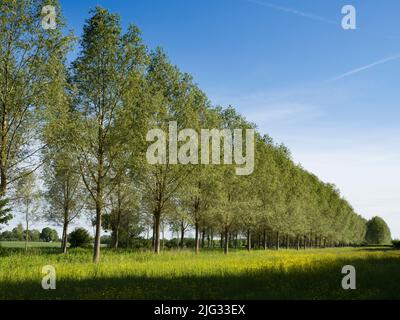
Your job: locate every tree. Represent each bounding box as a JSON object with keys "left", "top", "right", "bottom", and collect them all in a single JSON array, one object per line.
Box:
[
  {"left": 166, "top": 197, "right": 191, "bottom": 249},
  {"left": 26, "top": 229, "right": 40, "bottom": 242},
  {"left": 0, "top": 230, "right": 12, "bottom": 241},
  {"left": 11, "top": 224, "right": 24, "bottom": 241},
  {"left": 71, "top": 7, "right": 147, "bottom": 262},
  {"left": 365, "top": 216, "right": 391, "bottom": 245},
  {"left": 40, "top": 227, "right": 59, "bottom": 242},
  {"left": 102, "top": 177, "right": 141, "bottom": 249},
  {"left": 182, "top": 104, "right": 221, "bottom": 253},
  {"left": 40, "top": 12, "right": 78, "bottom": 254},
  {"left": 0, "top": 0, "right": 70, "bottom": 197},
  {"left": 68, "top": 228, "right": 91, "bottom": 248},
  {"left": 43, "top": 150, "right": 84, "bottom": 253},
  {"left": 141, "top": 49, "right": 206, "bottom": 253},
  {"left": 15, "top": 172, "right": 40, "bottom": 251}
]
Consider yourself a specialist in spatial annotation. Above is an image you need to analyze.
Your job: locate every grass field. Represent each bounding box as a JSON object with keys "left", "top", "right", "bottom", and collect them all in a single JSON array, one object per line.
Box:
[
  {"left": 0, "top": 246, "right": 399, "bottom": 300},
  {"left": 0, "top": 241, "right": 62, "bottom": 248}
]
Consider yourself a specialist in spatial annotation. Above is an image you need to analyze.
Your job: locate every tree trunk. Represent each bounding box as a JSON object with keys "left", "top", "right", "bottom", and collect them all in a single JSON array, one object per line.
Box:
[
  {"left": 92, "top": 123, "right": 105, "bottom": 263},
  {"left": 113, "top": 227, "right": 119, "bottom": 249},
  {"left": 195, "top": 222, "right": 200, "bottom": 253},
  {"left": 247, "top": 229, "right": 251, "bottom": 251},
  {"left": 93, "top": 202, "right": 102, "bottom": 263},
  {"left": 60, "top": 228, "right": 65, "bottom": 251},
  {"left": 201, "top": 228, "right": 206, "bottom": 248},
  {"left": 25, "top": 207, "right": 29, "bottom": 253},
  {"left": 180, "top": 220, "right": 185, "bottom": 249},
  {"left": 296, "top": 235, "right": 300, "bottom": 250},
  {"left": 224, "top": 226, "right": 229, "bottom": 254},
  {"left": 154, "top": 212, "right": 161, "bottom": 254},
  {"left": 161, "top": 224, "right": 165, "bottom": 250},
  {"left": 151, "top": 216, "right": 155, "bottom": 248},
  {"left": 263, "top": 230, "right": 267, "bottom": 249},
  {"left": 113, "top": 208, "right": 121, "bottom": 250},
  {"left": 61, "top": 221, "right": 68, "bottom": 254},
  {"left": 276, "top": 231, "right": 280, "bottom": 250}
]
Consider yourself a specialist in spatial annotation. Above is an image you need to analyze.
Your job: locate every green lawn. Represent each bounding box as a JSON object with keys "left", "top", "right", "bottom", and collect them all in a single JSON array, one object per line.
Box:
[{"left": 0, "top": 246, "right": 399, "bottom": 299}]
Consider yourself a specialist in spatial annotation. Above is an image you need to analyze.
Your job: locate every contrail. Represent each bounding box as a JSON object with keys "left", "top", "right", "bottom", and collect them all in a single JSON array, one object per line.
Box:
[
  {"left": 245, "top": 0, "right": 400, "bottom": 81},
  {"left": 330, "top": 54, "right": 400, "bottom": 81},
  {"left": 246, "top": 0, "right": 338, "bottom": 25}
]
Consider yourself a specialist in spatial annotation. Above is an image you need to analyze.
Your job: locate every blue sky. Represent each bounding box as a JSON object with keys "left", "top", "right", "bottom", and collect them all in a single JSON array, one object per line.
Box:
[{"left": 19, "top": 0, "right": 400, "bottom": 238}]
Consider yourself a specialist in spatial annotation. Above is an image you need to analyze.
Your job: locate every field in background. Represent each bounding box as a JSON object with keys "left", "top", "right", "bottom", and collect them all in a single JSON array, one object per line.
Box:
[
  {"left": 0, "top": 241, "right": 62, "bottom": 248},
  {"left": 0, "top": 247, "right": 399, "bottom": 299}
]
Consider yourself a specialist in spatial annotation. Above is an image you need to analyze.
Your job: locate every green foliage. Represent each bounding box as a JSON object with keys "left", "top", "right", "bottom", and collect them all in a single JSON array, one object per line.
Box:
[
  {"left": 101, "top": 177, "right": 144, "bottom": 249},
  {"left": 0, "top": 0, "right": 71, "bottom": 197},
  {"left": 0, "top": 224, "right": 43, "bottom": 242},
  {"left": 24, "top": 229, "right": 40, "bottom": 242},
  {"left": 40, "top": 227, "right": 59, "bottom": 242},
  {"left": 0, "top": 198, "right": 12, "bottom": 228},
  {"left": 68, "top": 228, "right": 91, "bottom": 248},
  {"left": 11, "top": 224, "right": 24, "bottom": 241},
  {"left": 365, "top": 217, "right": 392, "bottom": 245},
  {"left": 392, "top": 240, "right": 400, "bottom": 249},
  {"left": 164, "top": 238, "right": 196, "bottom": 249},
  {"left": 70, "top": 6, "right": 148, "bottom": 261}
]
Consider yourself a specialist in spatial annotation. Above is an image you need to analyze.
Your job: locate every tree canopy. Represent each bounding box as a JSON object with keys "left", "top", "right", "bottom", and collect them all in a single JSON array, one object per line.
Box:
[{"left": 365, "top": 216, "right": 392, "bottom": 245}]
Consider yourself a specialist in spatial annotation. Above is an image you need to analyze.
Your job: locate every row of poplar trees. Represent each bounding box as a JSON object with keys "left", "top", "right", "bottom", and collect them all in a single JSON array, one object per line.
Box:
[{"left": 0, "top": 1, "right": 367, "bottom": 262}]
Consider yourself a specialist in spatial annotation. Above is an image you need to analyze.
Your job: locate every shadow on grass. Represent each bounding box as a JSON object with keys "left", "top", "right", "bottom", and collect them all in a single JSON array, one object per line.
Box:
[
  {"left": 1, "top": 255, "right": 400, "bottom": 300},
  {"left": 0, "top": 247, "right": 63, "bottom": 257},
  {"left": 358, "top": 247, "right": 394, "bottom": 253}
]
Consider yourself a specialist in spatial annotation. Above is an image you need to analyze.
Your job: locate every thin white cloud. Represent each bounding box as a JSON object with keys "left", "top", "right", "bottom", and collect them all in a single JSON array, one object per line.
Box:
[
  {"left": 330, "top": 54, "right": 400, "bottom": 81},
  {"left": 246, "top": 0, "right": 337, "bottom": 25}
]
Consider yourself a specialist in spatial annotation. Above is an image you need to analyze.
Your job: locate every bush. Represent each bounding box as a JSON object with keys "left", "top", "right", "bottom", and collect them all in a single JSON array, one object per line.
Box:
[
  {"left": 68, "top": 228, "right": 91, "bottom": 248},
  {"left": 164, "top": 238, "right": 196, "bottom": 249},
  {"left": 0, "top": 230, "right": 13, "bottom": 241},
  {"left": 392, "top": 240, "right": 400, "bottom": 249},
  {"left": 365, "top": 216, "right": 392, "bottom": 245},
  {"left": 126, "top": 237, "right": 152, "bottom": 249},
  {"left": 40, "top": 227, "right": 59, "bottom": 242}
]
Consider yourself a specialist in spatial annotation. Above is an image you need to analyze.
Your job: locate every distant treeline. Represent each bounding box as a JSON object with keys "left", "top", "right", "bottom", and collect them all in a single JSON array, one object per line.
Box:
[
  {"left": 0, "top": 1, "right": 391, "bottom": 262},
  {"left": 0, "top": 225, "right": 59, "bottom": 243}
]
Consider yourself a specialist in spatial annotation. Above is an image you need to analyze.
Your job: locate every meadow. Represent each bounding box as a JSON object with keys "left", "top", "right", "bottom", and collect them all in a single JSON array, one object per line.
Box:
[
  {"left": 0, "top": 241, "right": 62, "bottom": 248},
  {"left": 0, "top": 246, "right": 399, "bottom": 300}
]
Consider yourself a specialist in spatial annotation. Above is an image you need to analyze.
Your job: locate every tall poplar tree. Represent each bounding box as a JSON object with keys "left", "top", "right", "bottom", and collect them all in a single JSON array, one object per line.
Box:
[
  {"left": 0, "top": 0, "right": 68, "bottom": 197},
  {"left": 71, "top": 7, "right": 147, "bottom": 262}
]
